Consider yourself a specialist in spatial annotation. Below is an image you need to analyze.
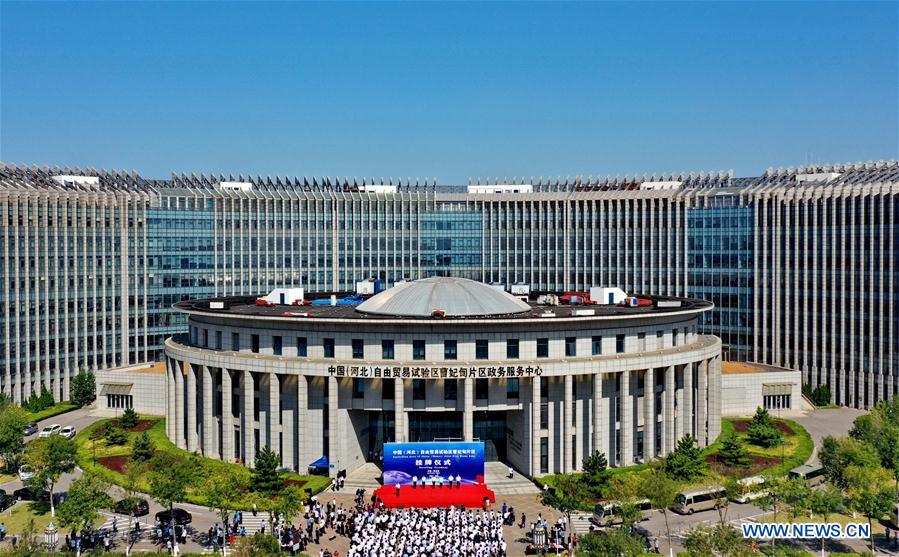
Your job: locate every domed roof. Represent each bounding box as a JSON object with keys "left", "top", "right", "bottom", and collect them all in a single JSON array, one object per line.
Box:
[{"left": 356, "top": 277, "right": 531, "bottom": 318}]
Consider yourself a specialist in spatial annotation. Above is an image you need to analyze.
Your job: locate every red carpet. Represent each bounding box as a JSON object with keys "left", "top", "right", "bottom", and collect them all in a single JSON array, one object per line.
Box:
[{"left": 373, "top": 484, "right": 496, "bottom": 509}]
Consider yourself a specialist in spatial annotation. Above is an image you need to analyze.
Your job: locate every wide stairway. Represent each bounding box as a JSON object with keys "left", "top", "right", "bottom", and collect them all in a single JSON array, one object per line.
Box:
[
  {"left": 342, "top": 462, "right": 384, "bottom": 491},
  {"left": 484, "top": 462, "right": 541, "bottom": 495}
]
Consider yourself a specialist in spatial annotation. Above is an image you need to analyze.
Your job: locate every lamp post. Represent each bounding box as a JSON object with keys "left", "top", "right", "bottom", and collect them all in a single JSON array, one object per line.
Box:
[{"left": 44, "top": 521, "right": 58, "bottom": 552}]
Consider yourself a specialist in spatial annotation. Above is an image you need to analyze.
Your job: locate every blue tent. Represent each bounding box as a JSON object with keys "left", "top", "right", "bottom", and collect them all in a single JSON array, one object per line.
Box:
[{"left": 309, "top": 456, "right": 329, "bottom": 468}]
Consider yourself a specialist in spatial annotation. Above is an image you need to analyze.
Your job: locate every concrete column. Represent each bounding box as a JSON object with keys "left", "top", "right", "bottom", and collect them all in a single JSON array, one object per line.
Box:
[
  {"left": 683, "top": 363, "right": 694, "bottom": 440},
  {"left": 186, "top": 364, "right": 198, "bottom": 452},
  {"left": 592, "top": 373, "right": 602, "bottom": 457},
  {"left": 174, "top": 360, "right": 185, "bottom": 450},
  {"left": 643, "top": 369, "right": 655, "bottom": 460},
  {"left": 268, "top": 373, "right": 279, "bottom": 452},
  {"left": 282, "top": 376, "right": 295, "bottom": 470},
  {"left": 327, "top": 376, "right": 339, "bottom": 477},
  {"left": 243, "top": 370, "right": 255, "bottom": 467},
  {"left": 202, "top": 366, "right": 214, "bottom": 457},
  {"left": 563, "top": 374, "right": 573, "bottom": 473},
  {"left": 166, "top": 358, "right": 176, "bottom": 441},
  {"left": 463, "top": 378, "right": 474, "bottom": 441},
  {"left": 394, "top": 379, "right": 405, "bottom": 443},
  {"left": 296, "top": 375, "right": 308, "bottom": 469},
  {"left": 697, "top": 360, "right": 708, "bottom": 446},
  {"left": 222, "top": 369, "right": 234, "bottom": 463},
  {"left": 663, "top": 365, "right": 675, "bottom": 454},
  {"left": 707, "top": 356, "right": 722, "bottom": 442},
  {"left": 600, "top": 375, "right": 612, "bottom": 463},
  {"left": 619, "top": 370, "right": 633, "bottom": 466},
  {"left": 531, "top": 376, "right": 541, "bottom": 476}
]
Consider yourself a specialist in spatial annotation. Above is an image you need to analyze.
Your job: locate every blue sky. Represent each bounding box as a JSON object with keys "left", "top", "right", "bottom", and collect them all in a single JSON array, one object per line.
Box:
[{"left": 1, "top": 1, "right": 896, "bottom": 183}]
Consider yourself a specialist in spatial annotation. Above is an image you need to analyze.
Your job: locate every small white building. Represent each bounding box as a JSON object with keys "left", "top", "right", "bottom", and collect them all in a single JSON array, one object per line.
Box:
[
  {"left": 95, "top": 362, "right": 167, "bottom": 416},
  {"left": 720, "top": 362, "right": 806, "bottom": 417}
]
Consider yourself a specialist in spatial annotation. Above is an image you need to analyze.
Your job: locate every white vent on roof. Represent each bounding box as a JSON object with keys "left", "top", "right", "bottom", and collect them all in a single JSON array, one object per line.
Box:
[
  {"left": 467, "top": 184, "right": 533, "bottom": 194},
  {"left": 53, "top": 175, "right": 100, "bottom": 187},
  {"left": 220, "top": 181, "right": 253, "bottom": 191},
  {"left": 640, "top": 180, "right": 682, "bottom": 190},
  {"left": 796, "top": 172, "right": 840, "bottom": 184},
  {"left": 359, "top": 184, "right": 397, "bottom": 193}
]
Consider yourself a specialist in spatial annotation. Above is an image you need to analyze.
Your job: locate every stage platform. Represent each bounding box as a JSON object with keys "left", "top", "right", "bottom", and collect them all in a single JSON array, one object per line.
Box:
[{"left": 373, "top": 484, "right": 496, "bottom": 509}]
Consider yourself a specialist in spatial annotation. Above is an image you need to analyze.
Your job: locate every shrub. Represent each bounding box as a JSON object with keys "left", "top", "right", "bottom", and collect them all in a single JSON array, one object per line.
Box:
[
  {"left": 70, "top": 371, "right": 96, "bottom": 407},
  {"left": 250, "top": 447, "right": 282, "bottom": 496},
  {"left": 120, "top": 408, "right": 139, "bottom": 430},
  {"left": 580, "top": 450, "right": 612, "bottom": 498},
  {"left": 104, "top": 426, "right": 128, "bottom": 446},
  {"left": 24, "top": 387, "right": 54, "bottom": 413},
  {"left": 746, "top": 407, "right": 783, "bottom": 448},
  {"left": 718, "top": 435, "right": 750, "bottom": 467},
  {"left": 665, "top": 435, "right": 705, "bottom": 481},
  {"left": 132, "top": 430, "right": 155, "bottom": 462}
]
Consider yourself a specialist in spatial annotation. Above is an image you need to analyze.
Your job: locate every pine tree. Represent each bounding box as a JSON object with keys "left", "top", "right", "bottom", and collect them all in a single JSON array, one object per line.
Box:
[
  {"left": 665, "top": 435, "right": 705, "bottom": 481},
  {"left": 746, "top": 407, "right": 783, "bottom": 448},
  {"left": 120, "top": 407, "right": 139, "bottom": 430},
  {"left": 132, "top": 430, "right": 155, "bottom": 462},
  {"left": 581, "top": 451, "right": 612, "bottom": 497},
  {"left": 250, "top": 447, "right": 282, "bottom": 496},
  {"left": 718, "top": 435, "right": 750, "bottom": 467}
]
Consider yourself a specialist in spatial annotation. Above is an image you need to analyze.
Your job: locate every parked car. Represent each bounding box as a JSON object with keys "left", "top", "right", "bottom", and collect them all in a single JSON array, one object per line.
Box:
[
  {"left": 0, "top": 493, "right": 13, "bottom": 512},
  {"left": 115, "top": 497, "right": 150, "bottom": 517},
  {"left": 38, "top": 424, "right": 61, "bottom": 438},
  {"left": 17, "top": 465, "right": 34, "bottom": 482},
  {"left": 13, "top": 487, "right": 50, "bottom": 502},
  {"left": 155, "top": 508, "right": 192, "bottom": 526},
  {"left": 23, "top": 422, "right": 38, "bottom": 436},
  {"left": 60, "top": 426, "right": 76, "bottom": 439}
]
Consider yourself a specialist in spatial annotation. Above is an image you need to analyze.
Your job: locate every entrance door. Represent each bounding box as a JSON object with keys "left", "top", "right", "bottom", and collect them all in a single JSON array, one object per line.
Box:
[
  {"left": 366, "top": 411, "right": 395, "bottom": 461},
  {"left": 474, "top": 411, "right": 508, "bottom": 462},
  {"left": 408, "top": 412, "right": 463, "bottom": 442}
]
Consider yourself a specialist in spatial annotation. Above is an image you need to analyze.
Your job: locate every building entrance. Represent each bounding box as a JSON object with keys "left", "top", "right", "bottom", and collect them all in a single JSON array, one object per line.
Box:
[
  {"left": 408, "top": 412, "right": 463, "bottom": 442},
  {"left": 366, "top": 411, "right": 395, "bottom": 461},
  {"left": 474, "top": 411, "right": 508, "bottom": 462}
]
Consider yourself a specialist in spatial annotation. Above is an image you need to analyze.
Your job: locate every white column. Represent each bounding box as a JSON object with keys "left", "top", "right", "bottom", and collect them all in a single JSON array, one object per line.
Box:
[
  {"left": 643, "top": 370, "right": 655, "bottom": 460},
  {"left": 186, "top": 364, "right": 198, "bottom": 452},
  {"left": 282, "top": 376, "right": 295, "bottom": 470},
  {"left": 697, "top": 360, "right": 708, "bottom": 446},
  {"left": 663, "top": 365, "right": 675, "bottom": 454},
  {"left": 174, "top": 360, "right": 185, "bottom": 450},
  {"left": 619, "top": 370, "right": 633, "bottom": 466},
  {"left": 600, "top": 374, "right": 612, "bottom": 462},
  {"left": 222, "top": 369, "right": 234, "bottom": 462},
  {"left": 394, "top": 379, "right": 405, "bottom": 443},
  {"left": 592, "top": 373, "right": 602, "bottom": 457},
  {"left": 328, "top": 376, "right": 339, "bottom": 477},
  {"left": 463, "top": 378, "right": 474, "bottom": 441},
  {"left": 683, "top": 363, "right": 694, "bottom": 440},
  {"left": 268, "top": 373, "right": 279, "bottom": 451},
  {"left": 707, "top": 356, "right": 722, "bottom": 442},
  {"left": 243, "top": 370, "right": 255, "bottom": 467},
  {"left": 202, "top": 366, "right": 214, "bottom": 457},
  {"left": 563, "top": 374, "right": 573, "bottom": 473},
  {"left": 296, "top": 375, "right": 308, "bottom": 469},
  {"left": 166, "top": 358, "right": 176, "bottom": 441},
  {"left": 531, "top": 376, "right": 541, "bottom": 476}
]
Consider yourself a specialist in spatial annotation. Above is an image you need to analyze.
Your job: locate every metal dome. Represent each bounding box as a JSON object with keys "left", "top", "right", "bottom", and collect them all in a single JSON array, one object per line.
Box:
[{"left": 356, "top": 277, "right": 531, "bottom": 318}]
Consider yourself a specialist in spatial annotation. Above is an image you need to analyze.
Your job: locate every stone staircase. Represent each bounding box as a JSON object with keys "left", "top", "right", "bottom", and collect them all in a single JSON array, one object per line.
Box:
[
  {"left": 484, "top": 462, "right": 541, "bottom": 495},
  {"left": 342, "top": 462, "right": 383, "bottom": 491}
]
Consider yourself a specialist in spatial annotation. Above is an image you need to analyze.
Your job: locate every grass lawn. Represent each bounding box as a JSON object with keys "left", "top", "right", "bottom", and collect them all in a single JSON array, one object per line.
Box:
[
  {"left": 74, "top": 417, "right": 331, "bottom": 509},
  {"left": 0, "top": 501, "right": 104, "bottom": 536},
  {"left": 25, "top": 402, "right": 79, "bottom": 423},
  {"left": 723, "top": 417, "right": 814, "bottom": 477}
]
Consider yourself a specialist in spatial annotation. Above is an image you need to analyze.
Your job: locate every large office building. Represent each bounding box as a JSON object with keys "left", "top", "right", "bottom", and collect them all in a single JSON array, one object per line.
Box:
[
  {"left": 163, "top": 277, "right": 721, "bottom": 475},
  {"left": 0, "top": 160, "right": 896, "bottom": 409}
]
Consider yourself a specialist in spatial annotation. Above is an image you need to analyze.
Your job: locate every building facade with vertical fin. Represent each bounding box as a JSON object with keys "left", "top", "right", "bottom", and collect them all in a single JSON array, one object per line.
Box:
[{"left": 0, "top": 160, "right": 896, "bottom": 409}]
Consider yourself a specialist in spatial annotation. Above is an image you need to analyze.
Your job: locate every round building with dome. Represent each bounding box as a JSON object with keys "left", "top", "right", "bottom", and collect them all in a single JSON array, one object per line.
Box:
[{"left": 163, "top": 277, "right": 722, "bottom": 478}]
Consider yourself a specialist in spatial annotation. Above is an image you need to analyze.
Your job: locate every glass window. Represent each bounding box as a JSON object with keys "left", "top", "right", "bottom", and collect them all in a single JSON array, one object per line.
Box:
[
  {"left": 202, "top": 329, "right": 209, "bottom": 347},
  {"left": 352, "top": 339, "right": 364, "bottom": 359},
  {"left": 537, "top": 338, "right": 549, "bottom": 358},
  {"left": 232, "top": 332, "right": 239, "bottom": 351},
  {"left": 638, "top": 332, "right": 646, "bottom": 351},
  {"left": 616, "top": 334, "right": 625, "bottom": 354},
  {"left": 476, "top": 379, "right": 488, "bottom": 400},
  {"left": 444, "top": 379, "right": 458, "bottom": 401},
  {"left": 444, "top": 340, "right": 457, "bottom": 360},
  {"left": 352, "top": 378, "right": 365, "bottom": 399},
  {"left": 413, "top": 340, "right": 426, "bottom": 360},
  {"left": 251, "top": 334, "right": 260, "bottom": 354},
  {"left": 273, "top": 336, "right": 282, "bottom": 356},
  {"left": 592, "top": 335, "right": 602, "bottom": 355},
  {"left": 506, "top": 339, "right": 519, "bottom": 359},
  {"left": 297, "top": 337, "right": 307, "bottom": 357},
  {"left": 215, "top": 330, "right": 222, "bottom": 350},
  {"left": 475, "top": 339, "right": 489, "bottom": 360},
  {"left": 382, "top": 379, "right": 394, "bottom": 399},
  {"left": 507, "top": 378, "right": 519, "bottom": 399},
  {"left": 565, "top": 337, "right": 576, "bottom": 357},
  {"left": 382, "top": 339, "right": 394, "bottom": 359},
  {"left": 323, "top": 338, "right": 335, "bottom": 358},
  {"left": 413, "top": 379, "right": 426, "bottom": 401},
  {"left": 540, "top": 438, "right": 549, "bottom": 474}
]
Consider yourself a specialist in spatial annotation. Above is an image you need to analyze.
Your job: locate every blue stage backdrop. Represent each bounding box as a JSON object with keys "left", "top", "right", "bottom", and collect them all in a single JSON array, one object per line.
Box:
[{"left": 383, "top": 442, "right": 485, "bottom": 486}]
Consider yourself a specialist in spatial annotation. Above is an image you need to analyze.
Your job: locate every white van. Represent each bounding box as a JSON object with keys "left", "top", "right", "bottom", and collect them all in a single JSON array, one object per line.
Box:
[
  {"left": 731, "top": 476, "right": 768, "bottom": 503},
  {"left": 673, "top": 486, "right": 727, "bottom": 515},
  {"left": 591, "top": 498, "right": 653, "bottom": 527}
]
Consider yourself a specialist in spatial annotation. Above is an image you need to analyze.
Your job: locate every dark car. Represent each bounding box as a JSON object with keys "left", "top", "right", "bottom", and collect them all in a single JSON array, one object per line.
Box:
[
  {"left": 115, "top": 497, "right": 150, "bottom": 517},
  {"left": 23, "top": 422, "right": 38, "bottom": 436},
  {"left": 13, "top": 487, "right": 50, "bottom": 501},
  {"left": 155, "top": 508, "right": 192, "bottom": 526},
  {"left": 0, "top": 493, "right": 13, "bottom": 512}
]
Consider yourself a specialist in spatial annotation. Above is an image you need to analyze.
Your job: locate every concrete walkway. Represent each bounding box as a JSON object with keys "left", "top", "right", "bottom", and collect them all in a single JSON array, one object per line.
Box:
[{"left": 791, "top": 406, "right": 866, "bottom": 464}]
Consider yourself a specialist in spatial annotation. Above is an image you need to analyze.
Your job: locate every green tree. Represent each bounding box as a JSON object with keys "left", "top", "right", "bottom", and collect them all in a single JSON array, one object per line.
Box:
[
  {"left": 818, "top": 435, "right": 881, "bottom": 489},
  {"left": 580, "top": 450, "right": 612, "bottom": 498},
  {"left": 70, "top": 370, "right": 96, "bottom": 407},
  {"left": 640, "top": 465, "right": 679, "bottom": 553},
  {"left": 665, "top": 434, "right": 705, "bottom": 481},
  {"left": 844, "top": 464, "right": 895, "bottom": 554},
  {"left": 809, "top": 485, "right": 843, "bottom": 555},
  {"left": 604, "top": 473, "right": 644, "bottom": 527},
  {"left": 540, "top": 474, "right": 584, "bottom": 516},
  {"left": 131, "top": 430, "right": 155, "bottom": 462},
  {"left": 684, "top": 524, "right": 754, "bottom": 557},
  {"left": 204, "top": 467, "right": 248, "bottom": 532},
  {"left": 0, "top": 403, "right": 28, "bottom": 471},
  {"left": 579, "top": 529, "right": 647, "bottom": 557},
  {"left": 105, "top": 426, "right": 128, "bottom": 446},
  {"left": 250, "top": 447, "right": 282, "bottom": 496},
  {"left": 811, "top": 384, "right": 831, "bottom": 406},
  {"left": 22, "top": 434, "right": 77, "bottom": 517},
  {"left": 24, "top": 387, "right": 54, "bottom": 413},
  {"left": 57, "top": 471, "right": 114, "bottom": 530},
  {"left": 717, "top": 434, "right": 750, "bottom": 468},
  {"left": 120, "top": 407, "right": 139, "bottom": 430},
  {"left": 148, "top": 453, "right": 199, "bottom": 554},
  {"left": 122, "top": 462, "right": 145, "bottom": 554},
  {"left": 849, "top": 397, "right": 899, "bottom": 494},
  {"left": 273, "top": 485, "right": 305, "bottom": 525},
  {"left": 746, "top": 407, "right": 783, "bottom": 448}
]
